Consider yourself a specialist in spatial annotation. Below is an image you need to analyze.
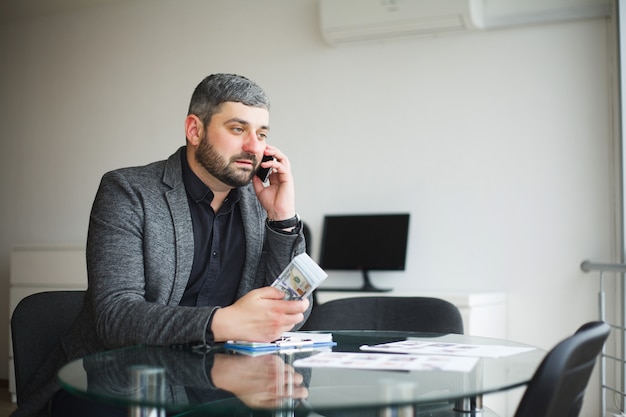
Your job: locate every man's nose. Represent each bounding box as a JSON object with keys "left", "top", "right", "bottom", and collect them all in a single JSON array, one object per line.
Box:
[{"left": 243, "top": 133, "right": 265, "bottom": 155}]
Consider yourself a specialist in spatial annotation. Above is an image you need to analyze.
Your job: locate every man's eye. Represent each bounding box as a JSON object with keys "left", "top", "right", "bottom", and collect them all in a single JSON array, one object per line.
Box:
[
  {"left": 232, "top": 127, "right": 244, "bottom": 133},
  {"left": 258, "top": 132, "right": 268, "bottom": 140}
]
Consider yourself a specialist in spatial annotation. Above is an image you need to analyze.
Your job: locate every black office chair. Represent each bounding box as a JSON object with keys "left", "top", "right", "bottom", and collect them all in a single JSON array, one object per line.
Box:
[
  {"left": 302, "top": 221, "right": 312, "bottom": 256},
  {"left": 512, "top": 320, "right": 610, "bottom": 417},
  {"left": 11, "top": 290, "right": 85, "bottom": 404},
  {"left": 300, "top": 296, "right": 464, "bottom": 334}
]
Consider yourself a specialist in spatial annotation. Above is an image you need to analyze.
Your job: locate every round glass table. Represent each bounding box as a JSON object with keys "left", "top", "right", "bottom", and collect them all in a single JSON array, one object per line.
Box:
[{"left": 58, "top": 330, "right": 544, "bottom": 416}]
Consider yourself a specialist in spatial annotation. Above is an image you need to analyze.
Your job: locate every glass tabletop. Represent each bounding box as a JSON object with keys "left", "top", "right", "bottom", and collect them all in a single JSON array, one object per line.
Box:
[{"left": 58, "top": 330, "right": 545, "bottom": 414}]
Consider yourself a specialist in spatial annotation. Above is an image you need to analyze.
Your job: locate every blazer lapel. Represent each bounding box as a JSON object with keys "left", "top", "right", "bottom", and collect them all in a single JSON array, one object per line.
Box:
[{"left": 163, "top": 147, "right": 195, "bottom": 305}]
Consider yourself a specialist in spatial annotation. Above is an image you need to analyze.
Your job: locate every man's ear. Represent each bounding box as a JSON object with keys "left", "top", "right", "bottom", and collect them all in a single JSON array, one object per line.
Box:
[{"left": 185, "top": 115, "right": 204, "bottom": 146}]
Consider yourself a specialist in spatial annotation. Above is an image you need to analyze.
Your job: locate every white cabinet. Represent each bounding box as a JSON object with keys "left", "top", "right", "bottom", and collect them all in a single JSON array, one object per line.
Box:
[{"left": 8, "top": 245, "right": 87, "bottom": 402}]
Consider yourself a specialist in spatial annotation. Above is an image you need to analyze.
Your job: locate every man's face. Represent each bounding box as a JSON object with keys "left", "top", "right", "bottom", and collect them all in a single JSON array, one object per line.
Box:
[{"left": 195, "top": 101, "right": 269, "bottom": 188}]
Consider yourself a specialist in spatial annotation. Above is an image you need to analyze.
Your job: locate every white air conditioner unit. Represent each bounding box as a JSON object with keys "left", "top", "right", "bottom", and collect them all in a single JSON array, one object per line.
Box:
[
  {"left": 469, "top": 0, "right": 611, "bottom": 29},
  {"left": 319, "top": 0, "right": 612, "bottom": 45},
  {"left": 319, "top": 0, "right": 477, "bottom": 45}
]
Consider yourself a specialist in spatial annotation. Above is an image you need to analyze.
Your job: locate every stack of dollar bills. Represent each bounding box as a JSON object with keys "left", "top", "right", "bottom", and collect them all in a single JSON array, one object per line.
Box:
[{"left": 271, "top": 253, "right": 328, "bottom": 300}]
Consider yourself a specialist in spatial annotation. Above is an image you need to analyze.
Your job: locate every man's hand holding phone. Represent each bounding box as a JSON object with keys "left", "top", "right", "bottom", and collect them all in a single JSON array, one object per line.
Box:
[{"left": 253, "top": 145, "right": 297, "bottom": 223}]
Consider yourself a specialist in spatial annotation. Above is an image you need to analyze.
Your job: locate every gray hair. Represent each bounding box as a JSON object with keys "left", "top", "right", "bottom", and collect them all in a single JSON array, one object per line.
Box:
[{"left": 187, "top": 73, "right": 270, "bottom": 127}]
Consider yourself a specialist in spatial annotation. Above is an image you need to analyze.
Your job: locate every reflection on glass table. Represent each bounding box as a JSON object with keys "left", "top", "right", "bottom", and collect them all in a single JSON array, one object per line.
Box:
[{"left": 58, "top": 330, "right": 545, "bottom": 416}]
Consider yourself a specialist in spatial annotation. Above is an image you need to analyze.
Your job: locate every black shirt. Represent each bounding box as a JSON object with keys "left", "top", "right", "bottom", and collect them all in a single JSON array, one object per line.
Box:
[{"left": 179, "top": 150, "right": 246, "bottom": 307}]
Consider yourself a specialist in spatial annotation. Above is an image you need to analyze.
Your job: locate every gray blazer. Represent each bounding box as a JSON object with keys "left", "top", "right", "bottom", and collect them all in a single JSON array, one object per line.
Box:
[{"left": 12, "top": 147, "right": 308, "bottom": 417}]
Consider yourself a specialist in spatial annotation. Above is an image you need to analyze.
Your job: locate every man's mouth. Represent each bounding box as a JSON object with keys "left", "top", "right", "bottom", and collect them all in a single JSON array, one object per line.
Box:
[{"left": 234, "top": 159, "right": 254, "bottom": 170}]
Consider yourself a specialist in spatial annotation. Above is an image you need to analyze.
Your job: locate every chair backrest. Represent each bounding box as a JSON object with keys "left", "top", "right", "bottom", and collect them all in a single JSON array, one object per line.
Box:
[
  {"left": 300, "top": 296, "right": 464, "bottom": 334},
  {"left": 514, "top": 321, "right": 611, "bottom": 417},
  {"left": 302, "top": 221, "right": 312, "bottom": 256},
  {"left": 11, "top": 290, "right": 85, "bottom": 404}
]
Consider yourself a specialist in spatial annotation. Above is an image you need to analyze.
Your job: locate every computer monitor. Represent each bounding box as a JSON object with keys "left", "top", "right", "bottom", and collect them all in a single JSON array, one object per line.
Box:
[{"left": 318, "top": 213, "right": 410, "bottom": 292}]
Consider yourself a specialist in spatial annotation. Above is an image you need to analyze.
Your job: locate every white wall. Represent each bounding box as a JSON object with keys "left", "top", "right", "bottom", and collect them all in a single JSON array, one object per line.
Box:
[{"left": 0, "top": 0, "right": 617, "bottom": 415}]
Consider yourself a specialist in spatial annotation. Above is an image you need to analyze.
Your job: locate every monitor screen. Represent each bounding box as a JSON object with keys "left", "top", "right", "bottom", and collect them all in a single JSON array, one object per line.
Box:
[{"left": 319, "top": 213, "right": 410, "bottom": 272}]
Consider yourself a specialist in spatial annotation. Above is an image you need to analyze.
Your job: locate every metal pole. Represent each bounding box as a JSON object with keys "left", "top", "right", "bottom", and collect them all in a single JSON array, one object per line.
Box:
[
  {"left": 582, "top": 261, "right": 626, "bottom": 415},
  {"left": 600, "top": 271, "right": 607, "bottom": 417},
  {"left": 622, "top": 270, "right": 626, "bottom": 413}
]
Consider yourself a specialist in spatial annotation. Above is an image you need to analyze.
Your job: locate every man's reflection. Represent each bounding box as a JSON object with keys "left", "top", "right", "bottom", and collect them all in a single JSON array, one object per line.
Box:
[
  {"left": 77, "top": 346, "right": 310, "bottom": 416},
  {"left": 211, "top": 352, "right": 308, "bottom": 409}
]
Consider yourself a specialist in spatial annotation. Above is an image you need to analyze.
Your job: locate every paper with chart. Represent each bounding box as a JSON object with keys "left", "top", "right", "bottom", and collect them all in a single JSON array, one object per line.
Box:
[
  {"left": 293, "top": 351, "right": 479, "bottom": 372},
  {"left": 360, "top": 339, "right": 536, "bottom": 358}
]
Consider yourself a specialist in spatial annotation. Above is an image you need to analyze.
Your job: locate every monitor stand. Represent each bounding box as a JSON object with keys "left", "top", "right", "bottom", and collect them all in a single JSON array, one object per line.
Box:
[{"left": 316, "top": 270, "right": 392, "bottom": 292}]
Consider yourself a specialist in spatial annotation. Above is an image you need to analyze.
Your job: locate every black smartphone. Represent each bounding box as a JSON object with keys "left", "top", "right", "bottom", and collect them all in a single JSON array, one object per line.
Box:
[{"left": 256, "top": 155, "right": 274, "bottom": 183}]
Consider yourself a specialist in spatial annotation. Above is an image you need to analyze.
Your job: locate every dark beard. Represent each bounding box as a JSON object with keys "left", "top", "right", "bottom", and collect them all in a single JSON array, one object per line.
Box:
[{"left": 195, "top": 134, "right": 258, "bottom": 187}]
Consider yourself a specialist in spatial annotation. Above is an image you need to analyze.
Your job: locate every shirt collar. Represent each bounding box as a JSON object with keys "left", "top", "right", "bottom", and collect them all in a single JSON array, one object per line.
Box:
[{"left": 181, "top": 147, "right": 241, "bottom": 207}]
